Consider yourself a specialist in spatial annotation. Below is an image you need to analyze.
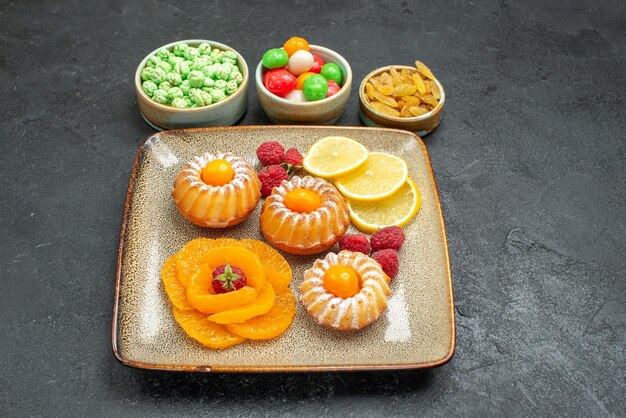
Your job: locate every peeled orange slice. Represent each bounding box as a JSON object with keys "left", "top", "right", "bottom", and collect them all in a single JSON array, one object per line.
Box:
[
  {"left": 175, "top": 238, "right": 215, "bottom": 288},
  {"left": 186, "top": 264, "right": 259, "bottom": 314},
  {"left": 347, "top": 178, "right": 421, "bottom": 233},
  {"left": 161, "top": 255, "right": 194, "bottom": 311},
  {"left": 173, "top": 307, "right": 245, "bottom": 349},
  {"left": 240, "top": 239, "right": 291, "bottom": 291},
  {"left": 208, "top": 283, "right": 276, "bottom": 324},
  {"left": 335, "top": 152, "right": 408, "bottom": 202},
  {"left": 302, "top": 136, "right": 368, "bottom": 179},
  {"left": 225, "top": 288, "right": 296, "bottom": 340}
]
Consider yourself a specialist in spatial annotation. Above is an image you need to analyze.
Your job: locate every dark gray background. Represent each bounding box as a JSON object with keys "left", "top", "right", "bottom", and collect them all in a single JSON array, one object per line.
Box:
[{"left": 1, "top": 0, "right": 625, "bottom": 416}]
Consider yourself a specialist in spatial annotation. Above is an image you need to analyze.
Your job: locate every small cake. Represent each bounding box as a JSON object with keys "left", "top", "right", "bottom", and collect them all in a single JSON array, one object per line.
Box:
[
  {"left": 259, "top": 176, "right": 350, "bottom": 255},
  {"left": 300, "top": 250, "right": 391, "bottom": 331},
  {"left": 172, "top": 152, "right": 261, "bottom": 228}
]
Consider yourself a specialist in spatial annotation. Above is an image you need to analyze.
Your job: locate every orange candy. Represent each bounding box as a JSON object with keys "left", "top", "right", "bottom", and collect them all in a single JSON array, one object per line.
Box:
[
  {"left": 296, "top": 72, "right": 315, "bottom": 90},
  {"left": 284, "top": 188, "right": 322, "bottom": 213},
  {"left": 201, "top": 159, "right": 234, "bottom": 186},
  {"left": 323, "top": 265, "right": 360, "bottom": 298},
  {"left": 283, "top": 36, "right": 310, "bottom": 57}
]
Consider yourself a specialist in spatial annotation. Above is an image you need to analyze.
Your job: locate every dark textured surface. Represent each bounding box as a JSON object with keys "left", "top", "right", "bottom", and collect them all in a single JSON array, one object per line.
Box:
[{"left": 1, "top": 0, "right": 625, "bottom": 416}]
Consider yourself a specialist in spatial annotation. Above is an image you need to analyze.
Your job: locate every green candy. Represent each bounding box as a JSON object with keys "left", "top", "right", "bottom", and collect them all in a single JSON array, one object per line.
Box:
[
  {"left": 184, "top": 47, "right": 200, "bottom": 61},
  {"left": 302, "top": 74, "right": 329, "bottom": 101},
  {"left": 320, "top": 63, "right": 343, "bottom": 85},
  {"left": 220, "top": 57, "right": 237, "bottom": 65},
  {"left": 229, "top": 71, "right": 243, "bottom": 85},
  {"left": 173, "top": 43, "right": 189, "bottom": 57},
  {"left": 151, "top": 67, "right": 167, "bottom": 84},
  {"left": 166, "top": 72, "right": 182, "bottom": 86},
  {"left": 146, "top": 55, "right": 162, "bottom": 68},
  {"left": 173, "top": 61, "right": 191, "bottom": 79},
  {"left": 198, "top": 42, "right": 212, "bottom": 55},
  {"left": 221, "top": 51, "right": 237, "bottom": 61},
  {"left": 153, "top": 89, "right": 169, "bottom": 104},
  {"left": 190, "top": 57, "right": 211, "bottom": 71},
  {"left": 220, "top": 62, "right": 234, "bottom": 76},
  {"left": 209, "top": 88, "right": 226, "bottom": 103},
  {"left": 171, "top": 97, "right": 188, "bottom": 108},
  {"left": 159, "top": 81, "right": 173, "bottom": 92},
  {"left": 214, "top": 79, "right": 227, "bottom": 91},
  {"left": 188, "top": 70, "right": 205, "bottom": 88},
  {"left": 156, "top": 48, "right": 170, "bottom": 60},
  {"left": 141, "top": 67, "right": 155, "bottom": 81},
  {"left": 189, "top": 88, "right": 212, "bottom": 106},
  {"left": 262, "top": 48, "right": 288, "bottom": 69},
  {"left": 209, "top": 49, "right": 222, "bottom": 60},
  {"left": 179, "top": 80, "right": 191, "bottom": 95},
  {"left": 168, "top": 55, "right": 185, "bottom": 66},
  {"left": 203, "top": 77, "right": 215, "bottom": 88},
  {"left": 168, "top": 87, "right": 184, "bottom": 100},
  {"left": 226, "top": 80, "right": 237, "bottom": 95},
  {"left": 215, "top": 65, "right": 232, "bottom": 80},
  {"left": 141, "top": 80, "right": 158, "bottom": 97},
  {"left": 202, "top": 64, "right": 219, "bottom": 79},
  {"left": 158, "top": 61, "right": 172, "bottom": 73}
]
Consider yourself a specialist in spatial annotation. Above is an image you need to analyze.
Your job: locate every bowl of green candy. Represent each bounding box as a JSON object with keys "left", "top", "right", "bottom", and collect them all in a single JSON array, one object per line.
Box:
[{"left": 135, "top": 39, "right": 249, "bottom": 131}]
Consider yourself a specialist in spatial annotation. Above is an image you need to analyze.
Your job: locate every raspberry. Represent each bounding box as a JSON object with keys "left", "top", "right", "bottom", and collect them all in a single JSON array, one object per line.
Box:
[
  {"left": 284, "top": 148, "right": 303, "bottom": 166},
  {"left": 338, "top": 234, "right": 371, "bottom": 255},
  {"left": 371, "top": 249, "right": 399, "bottom": 279},
  {"left": 256, "top": 141, "right": 285, "bottom": 166},
  {"left": 212, "top": 264, "right": 246, "bottom": 294},
  {"left": 370, "top": 226, "right": 405, "bottom": 252},
  {"left": 257, "top": 165, "right": 288, "bottom": 197}
]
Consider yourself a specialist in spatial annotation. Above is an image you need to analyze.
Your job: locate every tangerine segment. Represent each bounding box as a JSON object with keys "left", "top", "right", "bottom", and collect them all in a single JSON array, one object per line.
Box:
[
  {"left": 161, "top": 255, "right": 194, "bottom": 311},
  {"left": 173, "top": 307, "right": 245, "bottom": 349},
  {"left": 199, "top": 246, "right": 266, "bottom": 289},
  {"left": 208, "top": 283, "right": 276, "bottom": 324},
  {"left": 175, "top": 238, "right": 215, "bottom": 288},
  {"left": 226, "top": 288, "right": 296, "bottom": 340},
  {"left": 186, "top": 264, "right": 259, "bottom": 314},
  {"left": 240, "top": 239, "right": 291, "bottom": 291}
]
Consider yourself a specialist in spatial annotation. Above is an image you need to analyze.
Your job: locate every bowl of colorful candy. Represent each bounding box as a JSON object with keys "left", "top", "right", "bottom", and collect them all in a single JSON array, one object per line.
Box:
[
  {"left": 359, "top": 61, "right": 445, "bottom": 136},
  {"left": 135, "top": 39, "right": 249, "bottom": 131},
  {"left": 255, "top": 37, "right": 352, "bottom": 125}
]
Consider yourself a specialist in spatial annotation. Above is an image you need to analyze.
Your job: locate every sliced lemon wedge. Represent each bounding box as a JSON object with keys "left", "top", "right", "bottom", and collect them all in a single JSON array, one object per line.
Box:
[
  {"left": 347, "top": 178, "right": 421, "bottom": 233},
  {"left": 335, "top": 152, "right": 408, "bottom": 202},
  {"left": 302, "top": 136, "right": 368, "bottom": 179}
]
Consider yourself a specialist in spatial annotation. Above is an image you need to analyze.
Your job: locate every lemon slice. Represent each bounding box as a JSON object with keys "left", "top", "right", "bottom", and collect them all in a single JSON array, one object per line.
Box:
[
  {"left": 303, "top": 136, "right": 369, "bottom": 179},
  {"left": 347, "top": 178, "right": 421, "bottom": 233},
  {"left": 335, "top": 152, "right": 408, "bottom": 202}
]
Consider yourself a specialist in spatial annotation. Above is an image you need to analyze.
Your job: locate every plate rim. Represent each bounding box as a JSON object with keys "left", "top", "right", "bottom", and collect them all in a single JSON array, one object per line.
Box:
[{"left": 111, "top": 125, "right": 456, "bottom": 373}]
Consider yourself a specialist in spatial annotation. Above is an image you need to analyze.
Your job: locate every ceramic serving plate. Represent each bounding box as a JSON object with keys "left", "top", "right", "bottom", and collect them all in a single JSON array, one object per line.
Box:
[{"left": 113, "top": 126, "right": 455, "bottom": 372}]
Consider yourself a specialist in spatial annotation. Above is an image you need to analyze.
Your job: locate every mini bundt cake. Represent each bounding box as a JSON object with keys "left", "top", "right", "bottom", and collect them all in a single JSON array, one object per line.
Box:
[
  {"left": 300, "top": 250, "right": 391, "bottom": 331},
  {"left": 259, "top": 176, "right": 350, "bottom": 255},
  {"left": 172, "top": 152, "right": 261, "bottom": 228}
]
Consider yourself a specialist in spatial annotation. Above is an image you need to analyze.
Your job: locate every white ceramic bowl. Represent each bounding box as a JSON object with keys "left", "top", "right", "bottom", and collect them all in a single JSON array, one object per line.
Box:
[
  {"left": 135, "top": 39, "right": 249, "bottom": 131},
  {"left": 255, "top": 45, "right": 352, "bottom": 125}
]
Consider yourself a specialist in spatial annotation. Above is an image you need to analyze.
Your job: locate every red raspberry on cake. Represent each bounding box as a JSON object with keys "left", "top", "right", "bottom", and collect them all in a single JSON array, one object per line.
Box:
[
  {"left": 370, "top": 226, "right": 405, "bottom": 252},
  {"left": 258, "top": 165, "right": 289, "bottom": 197},
  {"left": 284, "top": 148, "right": 303, "bottom": 166},
  {"left": 371, "top": 249, "right": 399, "bottom": 279},
  {"left": 256, "top": 141, "right": 285, "bottom": 166},
  {"left": 339, "top": 234, "right": 371, "bottom": 255}
]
